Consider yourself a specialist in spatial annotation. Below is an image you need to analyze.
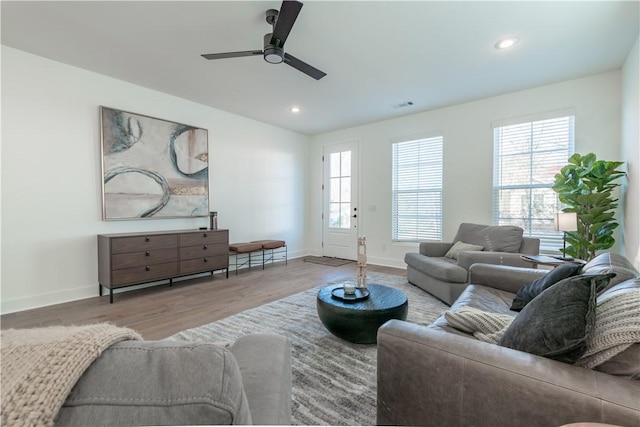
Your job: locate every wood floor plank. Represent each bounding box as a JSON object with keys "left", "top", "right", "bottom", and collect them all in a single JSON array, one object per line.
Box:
[{"left": 1, "top": 259, "right": 405, "bottom": 340}]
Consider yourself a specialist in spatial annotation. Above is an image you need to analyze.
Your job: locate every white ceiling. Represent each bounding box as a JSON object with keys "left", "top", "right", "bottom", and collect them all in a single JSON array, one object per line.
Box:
[{"left": 2, "top": 1, "right": 638, "bottom": 135}]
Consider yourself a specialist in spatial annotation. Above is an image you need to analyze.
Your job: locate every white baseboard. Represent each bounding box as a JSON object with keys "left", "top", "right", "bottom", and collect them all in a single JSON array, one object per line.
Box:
[
  {"left": 1, "top": 284, "right": 97, "bottom": 314},
  {"left": 368, "top": 256, "right": 406, "bottom": 269},
  {"left": 1, "top": 249, "right": 314, "bottom": 314}
]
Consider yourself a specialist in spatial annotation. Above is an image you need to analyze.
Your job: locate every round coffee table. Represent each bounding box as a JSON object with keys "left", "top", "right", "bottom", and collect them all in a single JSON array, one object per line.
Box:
[{"left": 316, "top": 283, "right": 408, "bottom": 344}]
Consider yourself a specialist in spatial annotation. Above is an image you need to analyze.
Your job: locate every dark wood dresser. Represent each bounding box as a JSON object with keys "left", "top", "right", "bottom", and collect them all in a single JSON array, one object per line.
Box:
[{"left": 98, "top": 229, "right": 229, "bottom": 303}]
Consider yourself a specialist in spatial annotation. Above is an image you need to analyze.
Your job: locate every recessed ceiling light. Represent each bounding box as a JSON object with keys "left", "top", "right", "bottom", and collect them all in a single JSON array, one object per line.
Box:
[
  {"left": 290, "top": 106, "right": 300, "bottom": 113},
  {"left": 495, "top": 37, "right": 520, "bottom": 50}
]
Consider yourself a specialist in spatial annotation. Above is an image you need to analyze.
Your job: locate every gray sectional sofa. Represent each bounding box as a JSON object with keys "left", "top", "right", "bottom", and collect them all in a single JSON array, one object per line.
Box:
[
  {"left": 378, "top": 253, "right": 640, "bottom": 426},
  {"left": 55, "top": 334, "right": 292, "bottom": 426}
]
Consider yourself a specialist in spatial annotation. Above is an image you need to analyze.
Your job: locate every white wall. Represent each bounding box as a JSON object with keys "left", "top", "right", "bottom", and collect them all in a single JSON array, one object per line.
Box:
[
  {"left": 1, "top": 47, "right": 310, "bottom": 313},
  {"left": 310, "top": 71, "right": 623, "bottom": 268},
  {"left": 621, "top": 36, "right": 640, "bottom": 269}
]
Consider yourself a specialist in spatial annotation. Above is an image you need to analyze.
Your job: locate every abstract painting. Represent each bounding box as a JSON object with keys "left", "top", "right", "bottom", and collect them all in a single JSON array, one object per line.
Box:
[{"left": 100, "top": 106, "right": 209, "bottom": 220}]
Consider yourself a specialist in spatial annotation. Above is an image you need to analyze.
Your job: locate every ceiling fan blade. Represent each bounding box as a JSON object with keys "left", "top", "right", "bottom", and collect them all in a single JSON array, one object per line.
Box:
[
  {"left": 201, "top": 50, "right": 263, "bottom": 60},
  {"left": 270, "top": 1, "right": 303, "bottom": 47},
  {"left": 284, "top": 53, "right": 326, "bottom": 80}
]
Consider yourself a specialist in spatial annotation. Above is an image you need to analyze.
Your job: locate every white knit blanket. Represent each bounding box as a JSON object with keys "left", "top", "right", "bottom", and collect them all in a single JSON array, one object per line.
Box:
[
  {"left": 1, "top": 324, "right": 142, "bottom": 427},
  {"left": 576, "top": 289, "right": 640, "bottom": 369}
]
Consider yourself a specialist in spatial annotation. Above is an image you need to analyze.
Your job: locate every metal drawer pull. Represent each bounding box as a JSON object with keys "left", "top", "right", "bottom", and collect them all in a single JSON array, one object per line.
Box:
[
  {"left": 204, "top": 258, "right": 208, "bottom": 262},
  {"left": 145, "top": 266, "right": 150, "bottom": 271},
  {"left": 204, "top": 245, "right": 208, "bottom": 250},
  {"left": 145, "top": 237, "right": 150, "bottom": 242},
  {"left": 145, "top": 251, "right": 150, "bottom": 256},
  {"left": 203, "top": 233, "right": 208, "bottom": 237}
]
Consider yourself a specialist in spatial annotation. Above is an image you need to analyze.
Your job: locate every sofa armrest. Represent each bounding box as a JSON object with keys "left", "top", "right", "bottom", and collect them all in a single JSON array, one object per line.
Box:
[
  {"left": 456, "top": 251, "right": 536, "bottom": 271},
  {"left": 467, "top": 263, "right": 546, "bottom": 293},
  {"left": 230, "top": 334, "right": 292, "bottom": 426},
  {"left": 419, "top": 241, "right": 452, "bottom": 257},
  {"left": 520, "top": 237, "right": 540, "bottom": 254},
  {"left": 56, "top": 341, "right": 253, "bottom": 426},
  {"left": 377, "top": 320, "right": 640, "bottom": 427}
]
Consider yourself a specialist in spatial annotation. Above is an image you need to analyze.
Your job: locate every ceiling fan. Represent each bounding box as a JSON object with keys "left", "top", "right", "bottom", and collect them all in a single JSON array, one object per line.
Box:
[{"left": 201, "top": 0, "right": 326, "bottom": 80}]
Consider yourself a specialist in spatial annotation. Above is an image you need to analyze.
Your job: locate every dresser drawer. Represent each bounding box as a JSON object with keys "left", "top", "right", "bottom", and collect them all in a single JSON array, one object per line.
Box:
[
  {"left": 179, "top": 243, "right": 227, "bottom": 260},
  {"left": 180, "top": 255, "right": 228, "bottom": 275},
  {"left": 111, "top": 234, "right": 177, "bottom": 254},
  {"left": 111, "top": 262, "right": 178, "bottom": 287},
  {"left": 111, "top": 248, "right": 178, "bottom": 270},
  {"left": 179, "top": 231, "right": 228, "bottom": 247}
]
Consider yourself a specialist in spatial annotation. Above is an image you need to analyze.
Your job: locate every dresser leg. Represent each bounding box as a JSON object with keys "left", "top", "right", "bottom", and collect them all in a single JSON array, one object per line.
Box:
[
  {"left": 99, "top": 285, "right": 103, "bottom": 296},
  {"left": 169, "top": 278, "right": 173, "bottom": 287},
  {"left": 110, "top": 289, "right": 113, "bottom": 304}
]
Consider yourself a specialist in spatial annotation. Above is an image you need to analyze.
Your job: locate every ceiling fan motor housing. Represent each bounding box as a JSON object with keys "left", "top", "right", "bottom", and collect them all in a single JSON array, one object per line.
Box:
[{"left": 263, "top": 33, "right": 284, "bottom": 64}]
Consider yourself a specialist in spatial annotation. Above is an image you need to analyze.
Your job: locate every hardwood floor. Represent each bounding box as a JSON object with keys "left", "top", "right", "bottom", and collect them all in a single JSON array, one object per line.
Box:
[{"left": 0, "top": 258, "right": 405, "bottom": 340}]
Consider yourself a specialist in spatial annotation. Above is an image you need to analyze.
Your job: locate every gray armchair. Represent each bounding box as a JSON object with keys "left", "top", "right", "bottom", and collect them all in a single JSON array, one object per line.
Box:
[{"left": 404, "top": 223, "right": 540, "bottom": 305}]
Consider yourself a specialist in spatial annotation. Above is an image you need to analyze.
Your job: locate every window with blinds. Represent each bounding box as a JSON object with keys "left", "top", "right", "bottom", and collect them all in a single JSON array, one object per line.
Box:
[
  {"left": 392, "top": 135, "right": 443, "bottom": 241},
  {"left": 492, "top": 115, "right": 575, "bottom": 253}
]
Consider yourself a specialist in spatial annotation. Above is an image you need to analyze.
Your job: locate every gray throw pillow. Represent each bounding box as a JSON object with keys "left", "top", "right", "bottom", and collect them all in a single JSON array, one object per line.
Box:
[
  {"left": 444, "top": 241, "right": 484, "bottom": 260},
  {"left": 510, "top": 262, "right": 585, "bottom": 311},
  {"left": 498, "top": 273, "right": 615, "bottom": 363}
]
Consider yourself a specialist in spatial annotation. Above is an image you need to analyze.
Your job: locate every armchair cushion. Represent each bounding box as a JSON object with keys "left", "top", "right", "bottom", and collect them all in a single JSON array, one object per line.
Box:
[
  {"left": 510, "top": 262, "right": 585, "bottom": 311},
  {"left": 454, "top": 223, "right": 524, "bottom": 253},
  {"left": 444, "top": 241, "right": 484, "bottom": 260},
  {"left": 498, "top": 273, "right": 615, "bottom": 363},
  {"left": 404, "top": 253, "right": 467, "bottom": 283}
]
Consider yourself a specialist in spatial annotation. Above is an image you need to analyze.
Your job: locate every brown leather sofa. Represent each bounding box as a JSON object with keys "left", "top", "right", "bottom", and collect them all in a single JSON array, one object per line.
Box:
[{"left": 378, "top": 254, "right": 640, "bottom": 426}]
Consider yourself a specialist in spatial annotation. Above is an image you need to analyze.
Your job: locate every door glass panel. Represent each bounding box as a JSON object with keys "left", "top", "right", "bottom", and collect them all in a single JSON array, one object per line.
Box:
[
  {"left": 329, "top": 203, "right": 340, "bottom": 227},
  {"left": 340, "top": 204, "right": 351, "bottom": 228},
  {"left": 330, "top": 178, "right": 341, "bottom": 203},
  {"left": 341, "top": 151, "right": 351, "bottom": 176},
  {"left": 341, "top": 178, "right": 351, "bottom": 201},
  {"left": 328, "top": 150, "right": 352, "bottom": 229},
  {"left": 330, "top": 153, "right": 341, "bottom": 178}
]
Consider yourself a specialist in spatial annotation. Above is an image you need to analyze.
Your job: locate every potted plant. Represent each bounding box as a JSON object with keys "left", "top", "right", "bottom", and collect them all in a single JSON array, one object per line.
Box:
[{"left": 552, "top": 153, "right": 626, "bottom": 261}]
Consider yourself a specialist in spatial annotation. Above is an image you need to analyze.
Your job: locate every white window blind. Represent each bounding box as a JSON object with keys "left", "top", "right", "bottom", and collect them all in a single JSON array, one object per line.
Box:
[
  {"left": 492, "top": 115, "right": 575, "bottom": 253},
  {"left": 392, "top": 136, "right": 443, "bottom": 241}
]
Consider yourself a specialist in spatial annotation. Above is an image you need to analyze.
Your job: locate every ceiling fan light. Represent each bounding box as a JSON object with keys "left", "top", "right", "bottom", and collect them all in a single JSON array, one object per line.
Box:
[{"left": 264, "top": 46, "right": 284, "bottom": 64}]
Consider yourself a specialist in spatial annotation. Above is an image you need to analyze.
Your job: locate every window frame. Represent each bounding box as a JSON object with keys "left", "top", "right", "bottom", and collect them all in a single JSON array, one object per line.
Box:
[
  {"left": 391, "top": 133, "right": 444, "bottom": 242},
  {"left": 492, "top": 113, "right": 575, "bottom": 253}
]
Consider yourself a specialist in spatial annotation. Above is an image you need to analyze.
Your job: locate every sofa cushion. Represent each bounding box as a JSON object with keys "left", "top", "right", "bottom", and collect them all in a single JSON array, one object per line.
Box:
[
  {"left": 593, "top": 343, "right": 640, "bottom": 379},
  {"left": 430, "top": 284, "right": 517, "bottom": 336},
  {"left": 581, "top": 252, "right": 639, "bottom": 291},
  {"left": 404, "top": 253, "right": 467, "bottom": 283},
  {"left": 444, "top": 241, "right": 484, "bottom": 260},
  {"left": 510, "top": 262, "right": 585, "bottom": 311},
  {"left": 55, "top": 341, "right": 253, "bottom": 426},
  {"left": 498, "top": 273, "right": 615, "bottom": 363},
  {"left": 453, "top": 223, "right": 524, "bottom": 253}
]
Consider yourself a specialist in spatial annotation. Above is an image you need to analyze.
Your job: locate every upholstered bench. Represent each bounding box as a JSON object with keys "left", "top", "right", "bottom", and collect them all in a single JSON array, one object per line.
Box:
[
  {"left": 229, "top": 240, "right": 287, "bottom": 274},
  {"left": 252, "top": 240, "right": 287, "bottom": 268}
]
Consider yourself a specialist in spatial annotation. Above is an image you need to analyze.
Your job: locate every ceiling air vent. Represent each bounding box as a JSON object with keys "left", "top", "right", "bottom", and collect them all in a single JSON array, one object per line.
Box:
[{"left": 392, "top": 101, "right": 414, "bottom": 109}]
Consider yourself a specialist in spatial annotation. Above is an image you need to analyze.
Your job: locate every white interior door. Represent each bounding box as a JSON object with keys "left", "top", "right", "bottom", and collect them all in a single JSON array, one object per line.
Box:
[{"left": 323, "top": 141, "right": 359, "bottom": 260}]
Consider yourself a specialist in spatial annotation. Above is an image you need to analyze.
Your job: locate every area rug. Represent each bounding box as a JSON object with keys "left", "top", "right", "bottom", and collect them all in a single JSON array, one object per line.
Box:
[
  {"left": 302, "top": 256, "right": 354, "bottom": 267},
  {"left": 167, "top": 272, "right": 447, "bottom": 426}
]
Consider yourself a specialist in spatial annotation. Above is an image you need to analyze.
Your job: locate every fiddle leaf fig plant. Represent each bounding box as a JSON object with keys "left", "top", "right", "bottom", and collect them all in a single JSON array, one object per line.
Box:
[{"left": 552, "top": 153, "right": 626, "bottom": 261}]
